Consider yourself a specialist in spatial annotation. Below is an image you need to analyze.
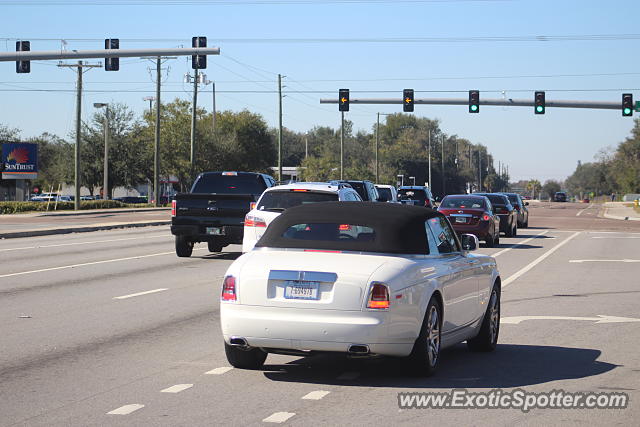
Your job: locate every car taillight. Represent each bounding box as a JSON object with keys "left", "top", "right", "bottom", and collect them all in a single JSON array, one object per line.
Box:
[
  {"left": 514, "top": 205, "right": 520, "bottom": 211},
  {"left": 244, "top": 214, "right": 266, "bottom": 227},
  {"left": 171, "top": 200, "right": 176, "bottom": 217},
  {"left": 367, "top": 282, "right": 390, "bottom": 310},
  {"left": 221, "top": 276, "right": 236, "bottom": 301},
  {"left": 339, "top": 224, "right": 351, "bottom": 231},
  {"left": 249, "top": 202, "right": 256, "bottom": 210},
  {"left": 424, "top": 200, "right": 431, "bottom": 207},
  {"left": 482, "top": 213, "right": 491, "bottom": 221}
]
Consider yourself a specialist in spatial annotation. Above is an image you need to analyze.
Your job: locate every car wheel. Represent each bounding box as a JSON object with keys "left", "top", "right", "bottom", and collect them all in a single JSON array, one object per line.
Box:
[
  {"left": 494, "top": 233, "right": 500, "bottom": 246},
  {"left": 505, "top": 221, "right": 514, "bottom": 237},
  {"left": 484, "top": 234, "right": 494, "bottom": 248},
  {"left": 224, "top": 342, "right": 267, "bottom": 369},
  {"left": 175, "top": 236, "right": 194, "bottom": 257},
  {"left": 208, "top": 241, "right": 223, "bottom": 252},
  {"left": 467, "top": 284, "right": 500, "bottom": 352},
  {"left": 523, "top": 218, "right": 529, "bottom": 228},
  {"left": 407, "top": 296, "right": 441, "bottom": 376},
  {"left": 512, "top": 224, "right": 517, "bottom": 237}
]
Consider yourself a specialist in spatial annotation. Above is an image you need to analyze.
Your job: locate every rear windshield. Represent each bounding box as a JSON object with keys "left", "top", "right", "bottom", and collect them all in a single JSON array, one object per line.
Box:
[
  {"left": 282, "top": 223, "right": 376, "bottom": 243},
  {"left": 505, "top": 194, "right": 519, "bottom": 205},
  {"left": 346, "top": 182, "right": 368, "bottom": 201},
  {"left": 441, "top": 197, "right": 485, "bottom": 209},
  {"left": 376, "top": 187, "right": 393, "bottom": 201},
  {"left": 191, "top": 174, "right": 266, "bottom": 194},
  {"left": 398, "top": 189, "right": 427, "bottom": 201},
  {"left": 258, "top": 191, "right": 338, "bottom": 212},
  {"left": 483, "top": 195, "right": 508, "bottom": 205}
]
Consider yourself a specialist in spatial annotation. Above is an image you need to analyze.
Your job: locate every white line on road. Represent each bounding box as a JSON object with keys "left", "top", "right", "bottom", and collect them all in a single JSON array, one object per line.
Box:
[
  {"left": 576, "top": 203, "right": 593, "bottom": 216},
  {"left": 569, "top": 259, "right": 640, "bottom": 263},
  {"left": 107, "top": 404, "right": 144, "bottom": 415},
  {"left": 491, "top": 231, "right": 548, "bottom": 258},
  {"left": 205, "top": 367, "right": 234, "bottom": 375},
  {"left": 502, "top": 315, "right": 640, "bottom": 324},
  {"left": 591, "top": 236, "right": 640, "bottom": 239},
  {"left": 502, "top": 231, "right": 581, "bottom": 288},
  {"left": 0, "top": 248, "right": 206, "bottom": 279},
  {"left": 113, "top": 288, "right": 168, "bottom": 299},
  {"left": 588, "top": 231, "right": 640, "bottom": 234},
  {"left": 302, "top": 390, "right": 330, "bottom": 400},
  {"left": 337, "top": 371, "right": 360, "bottom": 380},
  {"left": 161, "top": 384, "right": 193, "bottom": 393},
  {"left": 0, "top": 234, "right": 169, "bottom": 253},
  {"left": 263, "top": 412, "right": 296, "bottom": 423}
]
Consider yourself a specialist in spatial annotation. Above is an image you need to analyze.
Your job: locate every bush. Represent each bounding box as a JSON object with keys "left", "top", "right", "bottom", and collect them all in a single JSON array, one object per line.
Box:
[{"left": 0, "top": 200, "right": 164, "bottom": 214}]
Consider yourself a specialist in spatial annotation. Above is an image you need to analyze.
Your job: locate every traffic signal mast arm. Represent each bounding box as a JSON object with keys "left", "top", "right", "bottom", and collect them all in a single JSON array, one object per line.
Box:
[
  {"left": 320, "top": 96, "right": 627, "bottom": 111},
  {"left": 0, "top": 47, "right": 220, "bottom": 62}
]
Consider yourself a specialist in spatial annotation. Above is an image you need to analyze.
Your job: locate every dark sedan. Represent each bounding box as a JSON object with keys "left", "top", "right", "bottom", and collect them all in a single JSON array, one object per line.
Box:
[
  {"left": 398, "top": 186, "right": 436, "bottom": 208},
  {"left": 438, "top": 195, "right": 500, "bottom": 247},
  {"left": 500, "top": 192, "right": 529, "bottom": 228},
  {"left": 474, "top": 193, "right": 517, "bottom": 237}
]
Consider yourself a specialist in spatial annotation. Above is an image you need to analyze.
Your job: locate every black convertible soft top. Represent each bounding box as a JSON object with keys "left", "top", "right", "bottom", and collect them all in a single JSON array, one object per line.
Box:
[{"left": 255, "top": 201, "right": 443, "bottom": 254}]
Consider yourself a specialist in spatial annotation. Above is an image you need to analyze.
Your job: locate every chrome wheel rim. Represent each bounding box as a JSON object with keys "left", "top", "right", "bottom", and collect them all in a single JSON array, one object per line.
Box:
[
  {"left": 426, "top": 305, "right": 440, "bottom": 367},
  {"left": 488, "top": 291, "right": 499, "bottom": 344}
]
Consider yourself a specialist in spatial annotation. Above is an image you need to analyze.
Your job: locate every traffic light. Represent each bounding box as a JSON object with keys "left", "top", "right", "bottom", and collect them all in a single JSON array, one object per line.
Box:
[
  {"left": 403, "top": 89, "right": 414, "bottom": 112},
  {"left": 622, "top": 93, "right": 633, "bottom": 117},
  {"left": 339, "top": 89, "right": 349, "bottom": 112},
  {"left": 192, "top": 36, "right": 207, "bottom": 70},
  {"left": 16, "top": 41, "right": 30, "bottom": 74},
  {"left": 469, "top": 90, "right": 479, "bottom": 113},
  {"left": 104, "top": 38, "right": 119, "bottom": 71},
  {"left": 534, "top": 91, "right": 545, "bottom": 114}
]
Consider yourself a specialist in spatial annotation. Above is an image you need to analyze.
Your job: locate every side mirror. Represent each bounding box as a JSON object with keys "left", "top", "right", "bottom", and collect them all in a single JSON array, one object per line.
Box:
[
  {"left": 460, "top": 234, "right": 479, "bottom": 251},
  {"left": 525, "top": 202, "right": 529, "bottom": 206}
]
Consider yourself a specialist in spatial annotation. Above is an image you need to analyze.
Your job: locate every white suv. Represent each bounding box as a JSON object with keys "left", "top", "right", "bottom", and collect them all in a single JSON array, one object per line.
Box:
[{"left": 242, "top": 182, "right": 362, "bottom": 252}]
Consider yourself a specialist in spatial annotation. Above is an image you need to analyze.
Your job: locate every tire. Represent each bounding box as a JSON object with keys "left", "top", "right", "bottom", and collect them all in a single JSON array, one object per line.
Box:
[
  {"left": 494, "top": 233, "right": 500, "bottom": 246},
  {"left": 406, "top": 296, "right": 441, "bottom": 376},
  {"left": 512, "top": 224, "right": 517, "bottom": 237},
  {"left": 175, "top": 235, "right": 194, "bottom": 257},
  {"left": 523, "top": 218, "right": 529, "bottom": 228},
  {"left": 208, "top": 241, "right": 223, "bottom": 252},
  {"left": 224, "top": 342, "right": 267, "bottom": 369},
  {"left": 467, "top": 284, "right": 500, "bottom": 352},
  {"left": 505, "top": 221, "right": 514, "bottom": 237},
  {"left": 484, "top": 234, "right": 494, "bottom": 248}
]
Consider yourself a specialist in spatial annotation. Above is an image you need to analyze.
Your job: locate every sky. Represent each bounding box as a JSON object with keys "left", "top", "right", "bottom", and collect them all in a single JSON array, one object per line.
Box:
[{"left": 1, "top": 0, "right": 639, "bottom": 183}]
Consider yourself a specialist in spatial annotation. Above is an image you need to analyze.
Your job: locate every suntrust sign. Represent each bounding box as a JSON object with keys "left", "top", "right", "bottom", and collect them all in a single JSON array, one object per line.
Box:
[{"left": 2, "top": 143, "right": 38, "bottom": 179}]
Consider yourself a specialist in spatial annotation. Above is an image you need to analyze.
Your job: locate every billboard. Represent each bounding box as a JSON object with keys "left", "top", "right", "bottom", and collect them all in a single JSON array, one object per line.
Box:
[{"left": 2, "top": 143, "right": 38, "bottom": 180}]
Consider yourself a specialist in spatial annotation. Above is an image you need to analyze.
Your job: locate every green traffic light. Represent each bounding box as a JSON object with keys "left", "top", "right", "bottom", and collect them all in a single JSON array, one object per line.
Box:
[
  {"left": 536, "top": 106, "right": 544, "bottom": 113},
  {"left": 471, "top": 105, "right": 478, "bottom": 112},
  {"left": 623, "top": 108, "right": 632, "bottom": 115}
]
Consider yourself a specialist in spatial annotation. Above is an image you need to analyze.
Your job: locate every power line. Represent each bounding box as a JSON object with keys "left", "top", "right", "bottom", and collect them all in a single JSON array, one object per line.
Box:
[{"left": 0, "top": 0, "right": 513, "bottom": 5}]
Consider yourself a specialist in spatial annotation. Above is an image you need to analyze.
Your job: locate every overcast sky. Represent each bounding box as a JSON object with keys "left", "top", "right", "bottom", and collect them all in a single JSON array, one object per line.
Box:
[{"left": 1, "top": 0, "right": 638, "bottom": 183}]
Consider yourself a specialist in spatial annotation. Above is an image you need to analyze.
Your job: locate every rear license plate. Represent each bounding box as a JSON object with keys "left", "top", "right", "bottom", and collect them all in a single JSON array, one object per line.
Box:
[
  {"left": 455, "top": 217, "right": 467, "bottom": 223},
  {"left": 284, "top": 281, "right": 320, "bottom": 300},
  {"left": 206, "top": 227, "right": 224, "bottom": 235}
]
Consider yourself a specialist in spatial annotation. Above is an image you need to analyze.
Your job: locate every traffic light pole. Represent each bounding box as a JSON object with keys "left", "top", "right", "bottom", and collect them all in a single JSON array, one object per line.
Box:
[
  {"left": 340, "top": 111, "right": 345, "bottom": 180},
  {"left": 190, "top": 64, "right": 199, "bottom": 181},
  {"left": 0, "top": 47, "right": 220, "bottom": 62},
  {"left": 154, "top": 57, "right": 161, "bottom": 207}
]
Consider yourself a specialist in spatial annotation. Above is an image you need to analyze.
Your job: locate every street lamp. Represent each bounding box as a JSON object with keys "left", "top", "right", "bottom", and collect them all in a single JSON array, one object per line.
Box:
[
  {"left": 142, "top": 96, "right": 155, "bottom": 116},
  {"left": 93, "top": 103, "right": 109, "bottom": 200},
  {"left": 397, "top": 174, "right": 404, "bottom": 187},
  {"left": 409, "top": 176, "right": 416, "bottom": 186}
]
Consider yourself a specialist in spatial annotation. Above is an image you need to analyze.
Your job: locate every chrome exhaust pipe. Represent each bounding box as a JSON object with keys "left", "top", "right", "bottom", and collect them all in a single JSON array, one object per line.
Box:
[
  {"left": 348, "top": 344, "right": 370, "bottom": 354},
  {"left": 229, "top": 336, "right": 249, "bottom": 347}
]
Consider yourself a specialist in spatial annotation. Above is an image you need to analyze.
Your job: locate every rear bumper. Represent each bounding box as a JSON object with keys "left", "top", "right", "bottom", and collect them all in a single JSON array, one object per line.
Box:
[
  {"left": 220, "top": 303, "right": 415, "bottom": 357},
  {"left": 450, "top": 221, "right": 491, "bottom": 238},
  {"left": 171, "top": 223, "right": 243, "bottom": 243}
]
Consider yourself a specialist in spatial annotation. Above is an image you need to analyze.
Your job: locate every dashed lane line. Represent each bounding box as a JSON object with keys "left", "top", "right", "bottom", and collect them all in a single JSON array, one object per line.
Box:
[
  {"left": 491, "top": 231, "right": 549, "bottom": 258},
  {"left": 302, "top": 391, "right": 330, "bottom": 400},
  {"left": 205, "top": 367, "right": 234, "bottom": 375},
  {"left": 0, "top": 234, "right": 169, "bottom": 253},
  {"left": 161, "top": 384, "right": 193, "bottom": 393},
  {"left": 107, "top": 404, "right": 144, "bottom": 415},
  {"left": 263, "top": 412, "right": 296, "bottom": 423},
  {"left": 113, "top": 288, "right": 169, "bottom": 300}
]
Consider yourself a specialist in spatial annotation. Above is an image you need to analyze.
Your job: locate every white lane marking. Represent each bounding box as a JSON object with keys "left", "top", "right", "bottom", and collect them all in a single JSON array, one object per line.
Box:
[
  {"left": 592, "top": 236, "right": 640, "bottom": 239},
  {"left": 113, "top": 288, "right": 168, "bottom": 300},
  {"left": 502, "top": 315, "right": 640, "bottom": 325},
  {"left": 302, "top": 390, "right": 330, "bottom": 400},
  {"left": 502, "top": 231, "right": 580, "bottom": 288},
  {"left": 263, "top": 412, "right": 295, "bottom": 423},
  {"left": 107, "top": 404, "right": 144, "bottom": 415},
  {"left": 161, "top": 384, "right": 193, "bottom": 393},
  {"left": 205, "top": 367, "right": 234, "bottom": 375},
  {"left": 569, "top": 259, "right": 640, "bottom": 263},
  {"left": 588, "top": 231, "right": 640, "bottom": 234},
  {"left": 492, "top": 231, "right": 548, "bottom": 258},
  {"left": 0, "top": 248, "right": 206, "bottom": 279},
  {"left": 0, "top": 234, "right": 169, "bottom": 253},
  {"left": 337, "top": 371, "right": 360, "bottom": 380},
  {"left": 576, "top": 203, "right": 593, "bottom": 216}
]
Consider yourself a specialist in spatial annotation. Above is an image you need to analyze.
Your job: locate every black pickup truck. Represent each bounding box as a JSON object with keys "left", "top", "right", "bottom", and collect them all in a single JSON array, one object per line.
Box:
[{"left": 171, "top": 171, "right": 276, "bottom": 257}]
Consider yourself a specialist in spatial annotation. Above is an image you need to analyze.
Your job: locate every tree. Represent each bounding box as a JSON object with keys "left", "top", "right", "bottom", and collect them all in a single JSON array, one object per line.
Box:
[
  {"left": 541, "top": 180, "right": 562, "bottom": 200},
  {"left": 526, "top": 179, "right": 541, "bottom": 199}
]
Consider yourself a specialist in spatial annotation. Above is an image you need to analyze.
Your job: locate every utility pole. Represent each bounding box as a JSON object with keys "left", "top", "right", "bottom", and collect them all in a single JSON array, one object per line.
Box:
[
  {"left": 278, "top": 74, "right": 283, "bottom": 182},
  {"left": 211, "top": 82, "right": 216, "bottom": 133},
  {"left": 478, "top": 150, "right": 482, "bottom": 192},
  {"left": 190, "top": 63, "right": 199, "bottom": 180},
  {"left": 305, "top": 133, "right": 308, "bottom": 159},
  {"left": 441, "top": 134, "right": 445, "bottom": 197},
  {"left": 340, "top": 111, "right": 345, "bottom": 180},
  {"left": 428, "top": 130, "right": 432, "bottom": 189},
  {"left": 154, "top": 57, "right": 161, "bottom": 207},
  {"left": 58, "top": 60, "right": 100, "bottom": 210},
  {"left": 375, "top": 113, "right": 380, "bottom": 183}
]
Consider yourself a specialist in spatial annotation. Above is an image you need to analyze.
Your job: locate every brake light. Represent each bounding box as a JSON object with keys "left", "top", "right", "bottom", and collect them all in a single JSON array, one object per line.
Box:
[
  {"left": 291, "top": 189, "right": 310, "bottom": 192},
  {"left": 171, "top": 200, "right": 176, "bottom": 217},
  {"left": 367, "top": 282, "right": 390, "bottom": 310},
  {"left": 222, "top": 171, "right": 238, "bottom": 176},
  {"left": 482, "top": 213, "right": 491, "bottom": 221},
  {"left": 244, "top": 214, "right": 266, "bottom": 227},
  {"left": 221, "top": 276, "right": 237, "bottom": 301},
  {"left": 339, "top": 224, "right": 351, "bottom": 231}
]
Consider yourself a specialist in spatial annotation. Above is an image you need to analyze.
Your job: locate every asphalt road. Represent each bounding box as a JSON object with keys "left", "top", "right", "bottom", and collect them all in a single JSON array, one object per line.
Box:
[{"left": 1, "top": 203, "right": 639, "bottom": 426}]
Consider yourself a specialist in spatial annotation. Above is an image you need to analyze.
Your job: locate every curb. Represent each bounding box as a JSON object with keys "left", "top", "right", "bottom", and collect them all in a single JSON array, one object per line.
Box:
[
  {"left": 0, "top": 221, "right": 171, "bottom": 239},
  {"left": 1, "top": 207, "right": 170, "bottom": 218},
  {"left": 602, "top": 208, "right": 640, "bottom": 222}
]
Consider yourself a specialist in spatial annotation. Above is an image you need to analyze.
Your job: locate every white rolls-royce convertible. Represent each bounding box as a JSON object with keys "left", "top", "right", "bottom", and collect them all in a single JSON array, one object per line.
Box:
[{"left": 220, "top": 202, "right": 501, "bottom": 376}]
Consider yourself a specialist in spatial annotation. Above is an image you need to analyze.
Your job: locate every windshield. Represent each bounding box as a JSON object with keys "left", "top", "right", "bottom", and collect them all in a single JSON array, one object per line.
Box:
[
  {"left": 191, "top": 173, "right": 266, "bottom": 194},
  {"left": 505, "top": 194, "right": 520, "bottom": 205},
  {"left": 345, "top": 182, "right": 368, "bottom": 200},
  {"left": 376, "top": 187, "right": 393, "bottom": 201},
  {"left": 398, "top": 189, "right": 426, "bottom": 201},
  {"left": 257, "top": 191, "right": 338, "bottom": 211},
  {"left": 440, "top": 197, "right": 485, "bottom": 209}
]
